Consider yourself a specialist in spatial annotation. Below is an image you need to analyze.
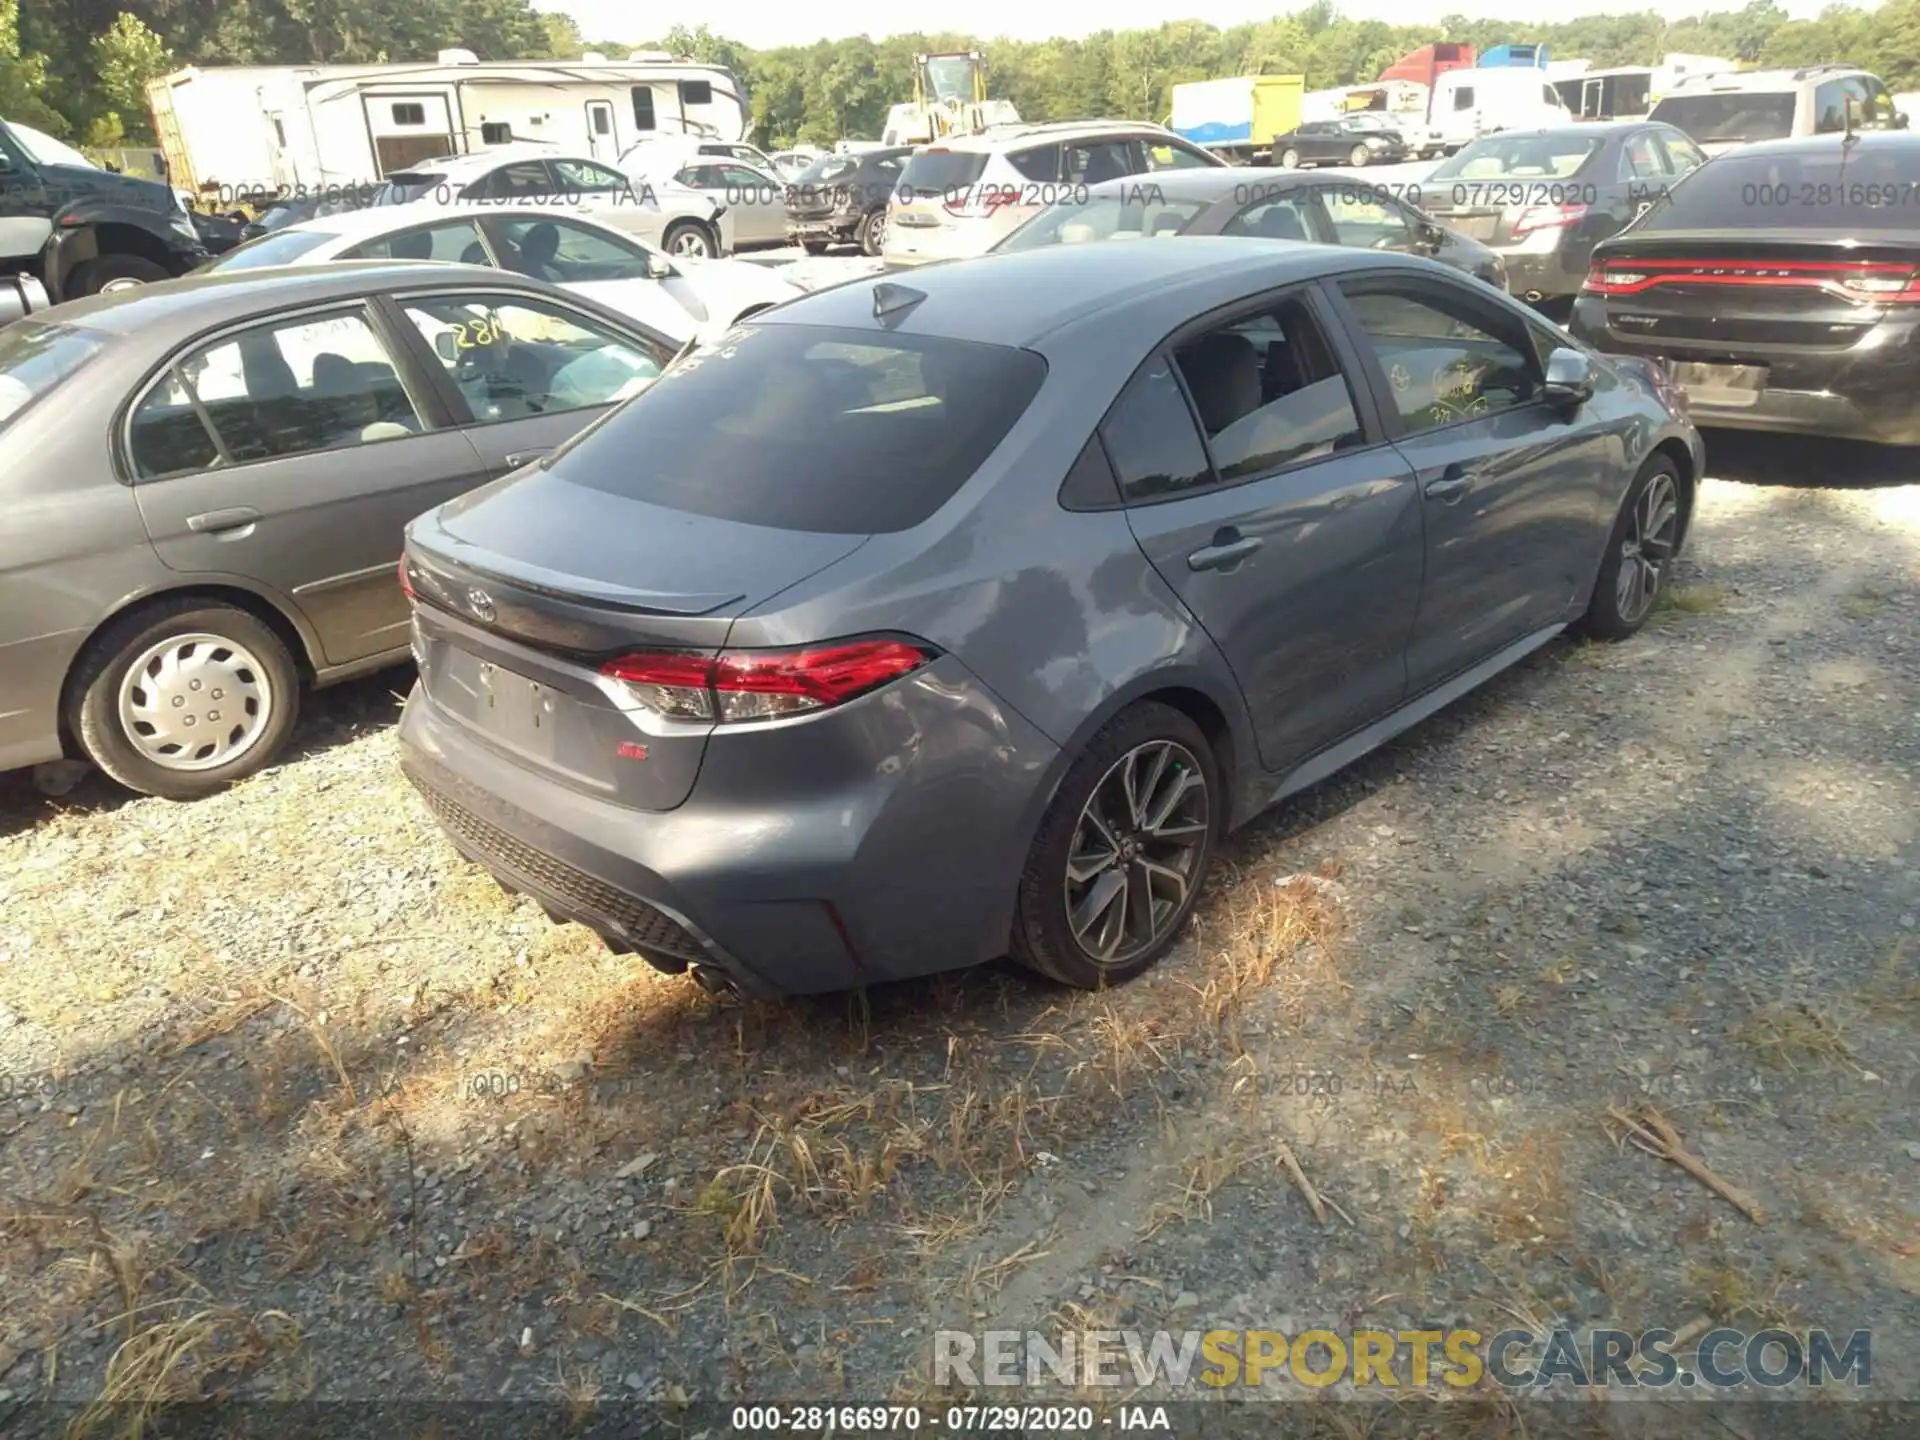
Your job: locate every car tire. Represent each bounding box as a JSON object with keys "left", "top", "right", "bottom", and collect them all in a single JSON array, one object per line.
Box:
[
  {"left": 1349, "top": 144, "right": 1372, "bottom": 167},
  {"left": 69, "top": 600, "right": 302, "bottom": 800},
  {"left": 662, "top": 220, "right": 716, "bottom": 258},
  {"left": 1011, "top": 702, "right": 1220, "bottom": 989},
  {"left": 801, "top": 240, "right": 829, "bottom": 256},
  {"left": 856, "top": 209, "right": 887, "bottom": 257},
  {"left": 1278, "top": 147, "right": 1301, "bottom": 169},
  {"left": 67, "top": 254, "right": 171, "bottom": 296},
  {"left": 1580, "top": 456, "right": 1685, "bottom": 642}
]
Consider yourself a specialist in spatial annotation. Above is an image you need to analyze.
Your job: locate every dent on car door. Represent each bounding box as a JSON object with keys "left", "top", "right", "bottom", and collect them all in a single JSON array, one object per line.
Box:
[
  {"left": 391, "top": 288, "right": 679, "bottom": 476},
  {"left": 1325, "top": 275, "right": 1615, "bottom": 691},
  {"left": 125, "top": 302, "right": 488, "bottom": 668},
  {"left": 1109, "top": 285, "right": 1423, "bottom": 774}
]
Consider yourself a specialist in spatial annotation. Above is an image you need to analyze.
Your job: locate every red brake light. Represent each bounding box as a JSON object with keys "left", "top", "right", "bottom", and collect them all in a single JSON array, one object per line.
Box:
[
  {"left": 944, "top": 184, "right": 1016, "bottom": 217},
  {"left": 599, "top": 639, "right": 933, "bottom": 723},
  {"left": 1512, "top": 203, "right": 1587, "bottom": 238}
]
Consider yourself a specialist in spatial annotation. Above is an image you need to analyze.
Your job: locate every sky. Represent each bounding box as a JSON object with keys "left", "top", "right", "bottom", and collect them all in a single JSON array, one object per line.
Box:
[{"left": 545, "top": 0, "right": 1827, "bottom": 51}]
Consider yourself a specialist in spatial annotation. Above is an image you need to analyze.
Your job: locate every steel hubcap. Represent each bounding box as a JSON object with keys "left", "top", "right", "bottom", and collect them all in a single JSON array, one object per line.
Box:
[
  {"left": 117, "top": 632, "right": 272, "bottom": 771},
  {"left": 99, "top": 277, "right": 147, "bottom": 294},
  {"left": 1616, "top": 473, "right": 1679, "bottom": 624},
  {"left": 1063, "top": 740, "right": 1210, "bottom": 967}
]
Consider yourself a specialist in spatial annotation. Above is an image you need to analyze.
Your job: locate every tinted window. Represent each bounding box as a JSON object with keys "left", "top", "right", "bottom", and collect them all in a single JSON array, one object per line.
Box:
[
  {"left": 679, "top": 79, "right": 712, "bottom": 107},
  {"left": 133, "top": 309, "right": 424, "bottom": 475},
  {"left": 494, "top": 217, "right": 648, "bottom": 282},
  {"left": 1431, "top": 134, "right": 1603, "bottom": 181},
  {"left": 466, "top": 162, "right": 551, "bottom": 200},
  {"left": 1102, "top": 354, "right": 1212, "bottom": 503},
  {"left": 1660, "top": 134, "right": 1708, "bottom": 172},
  {"left": 1318, "top": 190, "right": 1411, "bottom": 249},
  {"left": 1617, "top": 131, "right": 1673, "bottom": 181},
  {"left": 798, "top": 155, "right": 858, "bottom": 183},
  {"left": 1064, "top": 141, "right": 1136, "bottom": 186},
  {"left": 1648, "top": 92, "right": 1795, "bottom": 143},
  {"left": 1339, "top": 284, "right": 1539, "bottom": 434},
  {"left": 206, "top": 227, "right": 337, "bottom": 270},
  {"left": 997, "top": 194, "right": 1210, "bottom": 250},
  {"left": 340, "top": 218, "right": 486, "bottom": 263},
  {"left": 1222, "top": 191, "right": 1316, "bottom": 242},
  {"left": 1815, "top": 82, "right": 1848, "bottom": 134},
  {"left": 375, "top": 172, "right": 443, "bottom": 205},
  {"left": 632, "top": 86, "right": 656, "bottom": 130},
  {"left": 1172, "top": 296, "right": 1363, "bottom": 483},
  {"left": 402, "top": 294, "right": 670, "bottom": 422},
  {"left": 1637, "top": 145, "right": 1920, "bottom": 230},
  {"left": 551, "top": 324, "right": 1048, "bottom": 534},
  {"left": 1007, "top": 145, "right": 1061, "bottom": 182},
  {"left": 900, "top": 150, "right": 988, "bottom": 192},
  {"left": 552, "top": 158, "right": 629, "bottom": 193},
  {"left": 0, "top": 322, "right": 107, "bottom": 434},
  {"left": 1143, "top": 140, "right": 1215, "bottom": 171},
  {"left": 1453, "top": 87, "right": 1475, "bottom": 110}
]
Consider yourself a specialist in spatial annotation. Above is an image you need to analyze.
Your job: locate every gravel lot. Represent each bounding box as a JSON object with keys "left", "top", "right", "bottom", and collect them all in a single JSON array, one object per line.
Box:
[{"left": 1, "top": 430, "right": 1916, "bottom": 1435}]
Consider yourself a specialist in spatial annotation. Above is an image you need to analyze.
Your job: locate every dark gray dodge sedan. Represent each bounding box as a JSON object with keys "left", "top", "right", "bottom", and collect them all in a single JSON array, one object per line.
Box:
[
  {"left": 0, "top": 262, "right": 678, "bottom": 797},
  {"left": 397, "top": 238, "right": 1703, "bottom": 997}
]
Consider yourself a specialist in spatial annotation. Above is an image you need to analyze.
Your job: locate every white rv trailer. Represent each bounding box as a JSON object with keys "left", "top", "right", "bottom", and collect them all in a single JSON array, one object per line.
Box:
[{"left": 146, "top": 49, "right": 749, "bottom": 200}]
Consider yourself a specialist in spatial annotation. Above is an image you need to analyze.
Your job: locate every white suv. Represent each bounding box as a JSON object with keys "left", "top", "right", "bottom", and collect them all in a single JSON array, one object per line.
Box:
[
  {"left": 1649, "top": 65, "right": 1910, "bottom": 155},
  {"left": 883, "top": 120, "right": 1227, "bottom": 267}
]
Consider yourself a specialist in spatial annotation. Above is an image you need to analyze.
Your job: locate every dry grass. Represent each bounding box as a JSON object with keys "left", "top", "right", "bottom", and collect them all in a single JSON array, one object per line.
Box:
[
  {"left": 1651, "top": 583, "right": 1729, "bottom": 618},
  {"left": 1733, "top": 994, "right": 1857, "bottom": 1071},
  {"left": 1140, "top": 1141, "right": 1245, "bottom": 1240}
]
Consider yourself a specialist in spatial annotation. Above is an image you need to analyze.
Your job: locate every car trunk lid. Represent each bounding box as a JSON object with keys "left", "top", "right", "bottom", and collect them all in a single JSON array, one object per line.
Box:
[
  {"left": 1585, "top": 232, "right": 1920, "bottom": 350},
  {"left": 404, "top": 472, "right": 868, "bottom": 812}
]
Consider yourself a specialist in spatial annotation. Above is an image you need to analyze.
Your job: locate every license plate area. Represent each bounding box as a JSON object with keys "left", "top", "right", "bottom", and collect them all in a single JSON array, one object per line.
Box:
[
  {"left": 1670, "top": 361, "right": 1767, "bottom": 408},
  {"left": 472, "top": 659, "right": 559, "bottom": 763}
]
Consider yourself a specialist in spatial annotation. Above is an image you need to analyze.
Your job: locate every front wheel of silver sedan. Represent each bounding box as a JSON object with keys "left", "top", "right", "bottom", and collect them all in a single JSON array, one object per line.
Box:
[
  {"left": 1581, "top": 456, "right": 1686, "bottom": 641},
  {"left": 661, "top": 220, "right": 717, "bottom": 258},
  {"left": 1012, "top": 702, "right": 1220, "bottom": 988},
  {"left": 70, "top": 600, "right": 302, "bottom": 800}
]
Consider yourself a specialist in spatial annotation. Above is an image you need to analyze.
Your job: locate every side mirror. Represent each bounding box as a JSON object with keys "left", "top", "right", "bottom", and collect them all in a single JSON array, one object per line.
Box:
[
  {"left": 433, "top": 330, "right": 457, "bottom": 364},
  {"left": 645, "top": 250, "right": 674, "bottom": 279},
  {"left": 1896, "top": 110, "right": 1911, "bottom": 130},
  {"left": 0, "top": 153, "right": 14, "bottom": 174},
  {"left": 1543, "top": 347, "right": 1594, "bottom": 409}
]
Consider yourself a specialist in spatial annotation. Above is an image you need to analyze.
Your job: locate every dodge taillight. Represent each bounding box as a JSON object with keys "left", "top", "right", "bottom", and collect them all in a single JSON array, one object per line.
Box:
[{"left": 599, "top": 639, "right": 934, "bottom": 723}]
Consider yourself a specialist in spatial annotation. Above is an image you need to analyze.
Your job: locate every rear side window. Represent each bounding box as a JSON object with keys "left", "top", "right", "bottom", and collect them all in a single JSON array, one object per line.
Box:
[
  {"left": 1007, "top": 145, "right": 1061, "bottom": 182},
  {"left": 377, "top": 172, "right": 443, "bottom": 205},
  {"left": 1648, "top": 92, "right": 1795, "bottom": 144},
  {"left": 1101, "top": 355, "right": 1212, "bottom": 503},
  {"left": 0, "top": 322, "right": 108, "bottom": 434},
  {"left": 900, "top": 149, "right": 989, "bottom": 194},
  {"left": 550, "top": 324, "right": 1048, "bottom": 534}
]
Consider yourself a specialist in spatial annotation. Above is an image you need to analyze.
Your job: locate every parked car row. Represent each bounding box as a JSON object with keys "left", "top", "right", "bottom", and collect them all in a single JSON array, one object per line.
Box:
[{"left": 12, "top": 99, "right": 1910, "bottom": 1002}]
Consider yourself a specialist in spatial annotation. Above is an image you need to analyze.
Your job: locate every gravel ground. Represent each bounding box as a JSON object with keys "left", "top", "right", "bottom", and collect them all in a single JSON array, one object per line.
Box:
[{"left": 1, "top": 430, "right": 1916, "bottom": 1436}]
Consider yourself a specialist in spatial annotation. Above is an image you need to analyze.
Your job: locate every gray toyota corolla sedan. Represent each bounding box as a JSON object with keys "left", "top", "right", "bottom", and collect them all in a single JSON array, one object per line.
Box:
[
  {"left": 0, "top": 262, "right": 678, "bottom": 798},
  {"left": 397, "top": 237, "right": 1703, "bottom": 996}
]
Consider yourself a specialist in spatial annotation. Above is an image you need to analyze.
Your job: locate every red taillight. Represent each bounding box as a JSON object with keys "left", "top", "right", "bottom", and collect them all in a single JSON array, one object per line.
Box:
[
  {"left": 599, "top": 639, "right": 933, "bottom": 724},
  {"left": 944, "top": 184, "right": 1016, "bottom": 218},
  {"left": 398, "top": 557, "right": 416, "bottom": 600},
  {"left": 1512, "top": 202, "right": 1587, "bottom": 238},
  {"left": 1584, "top": 257, "right": 1920, "bottom": 302}
]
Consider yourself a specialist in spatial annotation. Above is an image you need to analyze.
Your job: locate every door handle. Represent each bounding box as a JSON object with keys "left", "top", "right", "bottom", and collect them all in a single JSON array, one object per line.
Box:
[
  {"left": 186, "top": 506, "right": 260, "bottom": 534},
  {"left": 1187, "top": 529, "right": 1263, "bottom": 572},
  {"left": 1423, "top": 466, "right": 1473, "bottom": 504},
  {"left": 505, "top": 448, "right": 553, "bottom": 469}
]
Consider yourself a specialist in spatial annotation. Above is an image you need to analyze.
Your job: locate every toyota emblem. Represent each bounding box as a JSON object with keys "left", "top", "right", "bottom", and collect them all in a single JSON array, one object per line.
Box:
[{"left": 466, "top": 587, "right": 496, "bottom": 622}]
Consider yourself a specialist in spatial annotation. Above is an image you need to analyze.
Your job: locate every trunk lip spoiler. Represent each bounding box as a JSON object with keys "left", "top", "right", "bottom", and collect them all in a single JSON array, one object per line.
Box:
[{"left": 409, "top": 526, "right": 746, "bottom": 618}]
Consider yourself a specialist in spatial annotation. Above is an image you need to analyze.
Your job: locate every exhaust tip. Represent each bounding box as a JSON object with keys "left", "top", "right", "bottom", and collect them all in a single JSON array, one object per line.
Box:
[
  {"left": 690, "top": 965, "right": 738, "bottom": 997},
  {"left": 1524, "top": 290, "right": 1546, "bottom": 302}
]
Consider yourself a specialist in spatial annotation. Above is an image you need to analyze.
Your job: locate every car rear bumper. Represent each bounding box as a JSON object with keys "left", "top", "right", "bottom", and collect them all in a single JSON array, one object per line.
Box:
[
  {"left": 1498, "top": 249, "right": 1588, "bottom": 302},
  {"left": 1570, "top": 297, "right": 1920, "bottom": 445},
  {"left": 396, "top": 658, "right": 1060, "bottom": 996},
  {"left": 787, "top": 214, "right": 862, "bottom": 244}
]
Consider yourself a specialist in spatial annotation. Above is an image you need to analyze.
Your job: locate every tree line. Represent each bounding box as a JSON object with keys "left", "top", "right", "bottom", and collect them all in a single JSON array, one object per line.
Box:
[{"left": 4, "top": 0, "right": 1917, "bottom": 152}]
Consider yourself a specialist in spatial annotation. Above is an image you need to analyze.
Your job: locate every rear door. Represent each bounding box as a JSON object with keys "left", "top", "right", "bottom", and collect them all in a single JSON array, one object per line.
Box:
[
  {"left": 714, "top": 163, "right": 785, "bottom": 244},
  {"left": 1327, "top": 273, "right": 1614, "bottom": 689},
  {"left": 385, "top": 285, "right": 679, "bottom": 477},
  {"left": 1111, "top": 284, "right": 1425, "bottom": 772},
  {"left": 126, "top": 300, "right": 484, "bottom": 667}
]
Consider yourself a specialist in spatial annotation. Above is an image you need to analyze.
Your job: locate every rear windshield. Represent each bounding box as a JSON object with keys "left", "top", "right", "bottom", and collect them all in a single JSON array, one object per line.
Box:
[
  {"left": 0, "top": 322, "right": 108, "bottom": 433},
  {"left": 996, "top": 194, "right": 1212, "bottom": 251},
  {"left": 796, "top": 155, "right": 859, "bottom": 184},
  {"left": 551, "top": 323, "right": 1048, "bottom": 534},
  {"left": 1431, "top": 133, "right": 1604, "bottom": 181},
  {"left": 1649, "top": 93, "right": 1796, "bottom": 144},
  {"left": 898, "top": 149, "right": 990, "bottom": 196},
  {"left": 376, "top": 173, "right": 444, "bottom": 205},
  {"left": 1636, "top": 146, "right": 1920, "bottom": 231},
  {"left": 207, "top": 228, "right": 337, "bottom": 270}
]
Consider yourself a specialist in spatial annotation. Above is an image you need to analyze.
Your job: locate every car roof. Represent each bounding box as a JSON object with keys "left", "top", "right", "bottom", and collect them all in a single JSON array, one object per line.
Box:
[
  {"left": 392, "top": 146, "right": 580, "bottom": 178},
  {"left": 753, "top": 236, "right": 1415, "bottom": 348},
  {"left": 42, "top": 261, "right": 524, "bottom": 335},
  {"left": 278, "top": 202, "right": 637, "bottom": 244},
  {"left": 1694, "top": 129, "right": 1920, "bottom": 159},
  {"left": 1075, "top": 168, "right": 1284, "bottom": 202},
  {"left": 1665, "top": 66, "right": 1867, "bottom": 92},
  {"left": 934, "top": 119, "right": 1177, "bottom": 153}
]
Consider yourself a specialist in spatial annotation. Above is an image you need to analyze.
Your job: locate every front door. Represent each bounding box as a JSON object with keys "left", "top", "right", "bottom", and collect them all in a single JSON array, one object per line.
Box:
[
  {"left": 387, "top": 287, "right": 680, "bottom": 478},
  {"left": 1328, "top": 274, "right": 1611, "bottom": 692},
  {"left": 1108, "top": 286, "right": 1425, "bottom": 773},
  {"left": 126, "top": 302, "right": 486, "bottom": 667}
]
